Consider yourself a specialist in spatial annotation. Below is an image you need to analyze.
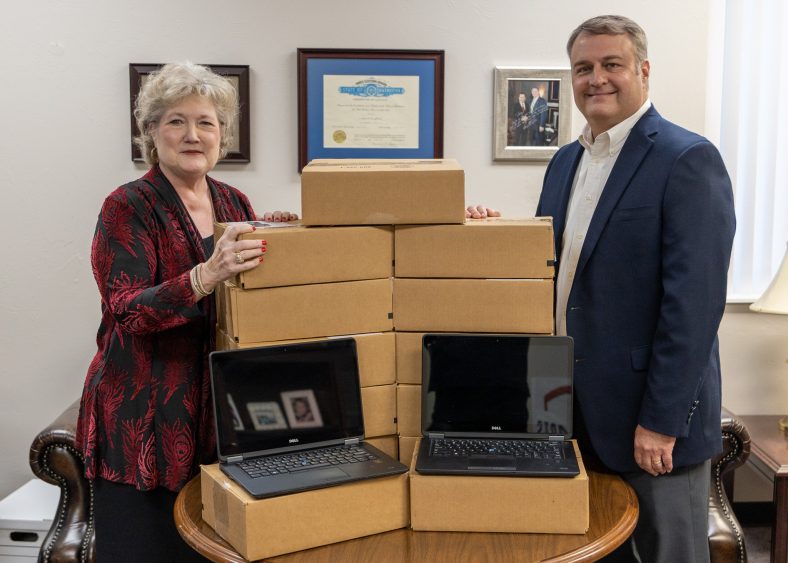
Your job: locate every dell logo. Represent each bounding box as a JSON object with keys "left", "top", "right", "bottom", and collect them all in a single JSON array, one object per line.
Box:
[
  {"left": 491, "top": 425, "right": 502, "bottom": 431},
  {"left": 288, "top": 438, "right": 299, "bottom": 444}
]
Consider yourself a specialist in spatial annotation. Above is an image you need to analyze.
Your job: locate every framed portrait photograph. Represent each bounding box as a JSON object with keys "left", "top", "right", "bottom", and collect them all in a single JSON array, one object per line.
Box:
[
  {"left": 297, "top": 48, "right": 445, "bottom": 171},
  {"left": 129, "top": 63, "right": 250, "bottom": 163},
  {"left": 493, "top": 67, "right": 572, "bottom": 161},
  {"left": 281, "top": 389, "right": 324, "bottom": 429},
  {"left": 246, "top": 401, "right": 288, "bottom": 431}
]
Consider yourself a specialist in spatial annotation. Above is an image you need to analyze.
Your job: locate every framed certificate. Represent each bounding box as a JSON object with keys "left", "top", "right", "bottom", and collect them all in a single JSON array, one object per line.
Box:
[{"left": 297, "top": 48, "right": 445, "bottom": 171}]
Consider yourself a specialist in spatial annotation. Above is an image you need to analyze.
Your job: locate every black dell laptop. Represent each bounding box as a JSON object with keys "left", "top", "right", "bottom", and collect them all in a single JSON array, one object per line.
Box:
[
  {"left": 210, "top": 338, "right": 407, "bottom": 499},
  {"left": 414, "top": 334, "right": 580, "bottom": 477}
]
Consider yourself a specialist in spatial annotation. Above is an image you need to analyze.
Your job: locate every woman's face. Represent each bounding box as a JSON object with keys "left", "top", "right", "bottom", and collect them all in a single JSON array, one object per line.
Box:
[{"left": 151, "top": 94, "right": 221, "bottom": 184}]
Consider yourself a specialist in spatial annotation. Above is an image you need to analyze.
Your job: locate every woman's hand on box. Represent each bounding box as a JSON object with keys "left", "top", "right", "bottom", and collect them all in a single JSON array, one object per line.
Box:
[
  {"left": 201, "top": 223, "right": 267, "bottom": 291},
  {"left": 465, "top": 205, "right": 501, "bottom": 219}
]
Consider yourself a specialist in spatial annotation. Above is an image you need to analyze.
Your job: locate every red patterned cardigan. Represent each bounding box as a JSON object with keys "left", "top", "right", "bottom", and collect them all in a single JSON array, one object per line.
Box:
[{"left": 76, "top": 166, "right": 256, "bottom": 492}]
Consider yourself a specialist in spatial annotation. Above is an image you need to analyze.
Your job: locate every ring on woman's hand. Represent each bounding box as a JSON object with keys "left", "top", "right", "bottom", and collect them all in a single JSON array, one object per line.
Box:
[
  {"left": 653, "top": 458, "right": 663, "bottom": 466},
  {"left": 234, "top": 251, "right": 244, "bottom": 264}
]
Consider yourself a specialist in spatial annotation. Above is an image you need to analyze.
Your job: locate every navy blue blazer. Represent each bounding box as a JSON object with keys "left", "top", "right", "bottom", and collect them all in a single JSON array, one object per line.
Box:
[{"left": 536, "top": 106, "right": 735, "bottom": 472}]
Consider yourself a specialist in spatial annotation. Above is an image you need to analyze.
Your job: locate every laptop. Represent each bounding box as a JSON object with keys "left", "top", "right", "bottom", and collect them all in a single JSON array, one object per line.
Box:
[
  {"left": 209, "top": 338, "right": 408, "bottom": 499},
  {"left": 414, "top": 333, "right": 580, "bottom": 477}
]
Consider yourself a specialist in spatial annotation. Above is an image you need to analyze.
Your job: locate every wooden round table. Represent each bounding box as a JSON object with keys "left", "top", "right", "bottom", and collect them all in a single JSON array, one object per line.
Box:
[{"left": 175, "top": 470, "right": 638, "bottom": 562}]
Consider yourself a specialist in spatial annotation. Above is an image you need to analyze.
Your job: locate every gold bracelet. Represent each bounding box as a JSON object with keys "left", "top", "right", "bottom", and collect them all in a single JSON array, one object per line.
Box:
[
  {"left": 195, "top": 264, "right": 214, "bottom": 296},
  {"left": 190, "top": 265, "right": 210, "bottom": 297}
]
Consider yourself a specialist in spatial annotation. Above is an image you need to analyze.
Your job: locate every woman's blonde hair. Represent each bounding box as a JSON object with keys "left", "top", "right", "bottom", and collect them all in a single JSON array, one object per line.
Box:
[{"left": 133, "top": 61, "right": 238, "bottom": 164}]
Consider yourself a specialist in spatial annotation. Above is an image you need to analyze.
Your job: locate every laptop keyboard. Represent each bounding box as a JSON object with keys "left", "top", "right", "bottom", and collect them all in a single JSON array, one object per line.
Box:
[
  {"left": 238, "top": 444, "right": 377, "bottom": 479},
  {"left": 430, "top": 438, "right": 565, "bottom": 460}
]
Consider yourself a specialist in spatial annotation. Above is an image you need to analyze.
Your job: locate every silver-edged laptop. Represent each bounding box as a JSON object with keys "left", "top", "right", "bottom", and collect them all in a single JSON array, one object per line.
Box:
[{"left": 210, "top": 338, "right": 407, "bottom": 498}]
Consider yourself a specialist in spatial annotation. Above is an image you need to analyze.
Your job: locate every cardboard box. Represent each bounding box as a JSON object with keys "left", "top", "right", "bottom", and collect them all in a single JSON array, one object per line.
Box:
[
  {"left": 215, "top": 222, "right": 393, "bottom": 288},
  {"left": 216, "top": 331, "right": 396, "bottom": 387},
  {"left": 222, "top": 278, "right": 393, "bottom": 344},
  {"left": 409, "top": 439, "right": 589, "bottom": 533},
  {"left": 393, "top": 279, "right": 554, "bottom": 334},
  {"left": 201, "top": 463, "right": 409, "bottom": 560},
  {"left": 396, "top": 332, "right": 425, "bottom": 384},
  {"left": 396, "top": 384, "right": 421, "bottom": 437},
  {"left": 366, "top": 435, "right": 398, "bottom": 459},
  {"left": 301, "top": 159, "right": 465, "bottom": 226},
  {"left": 361, "top": 384, "right": 397, "bottom": 438},
  {"left": 398, "top": 436, "right": 420, "bottom": 467},
  {"left": 394, "top": 219, "right": 555, "bottom": 278}
]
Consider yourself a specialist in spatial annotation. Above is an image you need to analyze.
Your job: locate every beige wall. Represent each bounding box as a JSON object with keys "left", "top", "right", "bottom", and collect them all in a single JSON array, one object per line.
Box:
[
  {"left": 719, "top": 304, "right": 788, "bottom": 415},
  {"left": 3, "top": 0, "right": 781, "bottom": 500}
]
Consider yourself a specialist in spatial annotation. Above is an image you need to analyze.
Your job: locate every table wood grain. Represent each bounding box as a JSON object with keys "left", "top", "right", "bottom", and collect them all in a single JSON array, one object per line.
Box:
[{"left": 175, "top": 470, "right": 638, "bottom": 563}]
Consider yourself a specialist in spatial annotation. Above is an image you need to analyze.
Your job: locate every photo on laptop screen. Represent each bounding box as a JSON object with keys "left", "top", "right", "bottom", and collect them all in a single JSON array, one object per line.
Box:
[{"left": 210, "top": 338, "right": 407, "bottom": 498}]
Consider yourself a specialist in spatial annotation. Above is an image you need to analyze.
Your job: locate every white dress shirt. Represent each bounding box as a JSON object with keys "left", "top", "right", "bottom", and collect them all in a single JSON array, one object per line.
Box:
[{"left": 555, "top": 100, "right": 652, "bottom": 336}]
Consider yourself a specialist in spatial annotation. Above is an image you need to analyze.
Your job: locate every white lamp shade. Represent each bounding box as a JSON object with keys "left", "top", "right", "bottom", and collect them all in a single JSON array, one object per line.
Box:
[{"left": 750, "top": 243, "right": 788, "bottom": 314}]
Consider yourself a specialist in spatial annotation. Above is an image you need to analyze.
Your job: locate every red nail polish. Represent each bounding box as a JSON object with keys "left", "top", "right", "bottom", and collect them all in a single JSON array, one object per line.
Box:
[
  {"left": 259, "top": 257, "right": 264, "bottom": 263},
  {"left": 251, "top": 226, "right": 257, "bottom": 231}
]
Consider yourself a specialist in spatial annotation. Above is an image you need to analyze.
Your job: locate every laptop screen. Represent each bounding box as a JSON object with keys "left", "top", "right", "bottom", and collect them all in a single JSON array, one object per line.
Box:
[
  {"left": 422, "top": 334, "right": 574, "bottom": 437},
  {"left": 210, "top": 338, "right": 364, "bottom": 459}
]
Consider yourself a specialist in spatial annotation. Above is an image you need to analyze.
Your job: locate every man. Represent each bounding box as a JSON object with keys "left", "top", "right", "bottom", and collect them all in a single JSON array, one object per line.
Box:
[
  {"left": 510, "top": 92, "right": 529, "bottom": 145},
  {"left": 536, "top": 16, "right": 735, "bottom": 563},
  {"left": 526, "top": 87, "right": 549, "bottom": 145}
]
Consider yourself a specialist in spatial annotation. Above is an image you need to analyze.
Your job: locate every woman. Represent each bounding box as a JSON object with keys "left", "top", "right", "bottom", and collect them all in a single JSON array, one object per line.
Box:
[{"left": 75, "top": 62, "right": 292, "bottom": 562}]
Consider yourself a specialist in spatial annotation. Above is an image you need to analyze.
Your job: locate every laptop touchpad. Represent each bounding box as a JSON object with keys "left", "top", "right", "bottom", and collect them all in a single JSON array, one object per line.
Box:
[
  {"left": 290, "top": 466, "right": 349, "bottom": 486},
  {"left": 467, "top": 456, "right": 516, "bottom": 470}
]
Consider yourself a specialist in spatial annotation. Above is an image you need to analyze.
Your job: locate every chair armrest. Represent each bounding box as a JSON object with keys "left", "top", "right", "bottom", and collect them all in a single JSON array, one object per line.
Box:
[
  {"left": 708, "top": 412, "right": 751, "bottom": 563},
  {"left": 29, "top": 399, "right": 96, "bottom": 563}
]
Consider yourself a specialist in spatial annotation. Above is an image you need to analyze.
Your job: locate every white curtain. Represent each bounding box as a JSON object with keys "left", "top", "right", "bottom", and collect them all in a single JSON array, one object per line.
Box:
[{"left": 720, "top": 0, "right": 788, "bottom": 300}]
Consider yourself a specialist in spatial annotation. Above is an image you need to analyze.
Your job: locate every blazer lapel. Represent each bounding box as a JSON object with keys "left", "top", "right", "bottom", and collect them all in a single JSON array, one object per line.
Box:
[
  {"left": 574, "top": 107, "right": 660, "bottom": 278},
  {"left": 551, "top": 143, "right": 584, "bottom": 257}
]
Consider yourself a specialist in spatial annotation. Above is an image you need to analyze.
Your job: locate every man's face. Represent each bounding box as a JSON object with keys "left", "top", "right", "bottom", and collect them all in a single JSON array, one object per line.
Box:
[
  {"left": 569, "top": 32, "right": 649, "bottom": 136},
  {"left": 531, "top": 88, "right": 540, "bottom": 98}
]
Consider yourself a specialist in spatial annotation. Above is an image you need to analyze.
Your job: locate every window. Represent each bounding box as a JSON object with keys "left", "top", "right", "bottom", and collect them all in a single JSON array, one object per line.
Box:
[{"left": 717, "top": 0, "right": 788, "bottom": 300}]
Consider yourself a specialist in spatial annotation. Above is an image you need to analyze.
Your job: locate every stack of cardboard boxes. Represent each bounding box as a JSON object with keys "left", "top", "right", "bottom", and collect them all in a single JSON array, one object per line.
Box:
[
  {"left": 392, "top": 219, "right": 557, "bottom": 466},
  {"left": 214, "top": 222, "right": 399, "bottom": 457},
  {"left": 204, "top": 158, "right": 588, "bottom": 559}
]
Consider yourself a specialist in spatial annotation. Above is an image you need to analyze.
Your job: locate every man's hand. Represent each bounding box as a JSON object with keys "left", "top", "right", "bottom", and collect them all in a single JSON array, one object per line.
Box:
[
  {"left": 634, "top": 424, "right": 676, "bottom": 476},
  {"left": 465, "top": 205, "right": 501, "bottom": 219}
]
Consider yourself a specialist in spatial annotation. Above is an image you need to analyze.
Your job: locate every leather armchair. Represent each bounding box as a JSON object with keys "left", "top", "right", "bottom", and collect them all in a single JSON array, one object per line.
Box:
[
  {"left": 29, "top": 400, "right": 96, "bottom": 562},
  {"left": 709, "top": 411, "right": 752, "bottom": 563},
  {"left": 28, "top": 401, "right": 750, "bottom": 563}
]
